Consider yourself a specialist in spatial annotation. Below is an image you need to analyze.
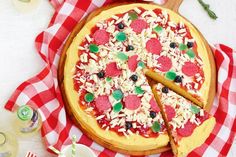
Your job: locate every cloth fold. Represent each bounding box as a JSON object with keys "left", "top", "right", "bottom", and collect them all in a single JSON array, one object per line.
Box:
[{"left": 5, "top": 0, "right": 236, "bottom": 156}]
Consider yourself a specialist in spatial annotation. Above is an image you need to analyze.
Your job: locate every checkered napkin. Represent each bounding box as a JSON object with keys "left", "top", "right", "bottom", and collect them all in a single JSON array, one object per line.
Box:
[
  {"left": 25, "top": 151, "right": 37, "bottom": 157},
  {"left": 5, "top": 0, "right": 236, "bottom": 156}
]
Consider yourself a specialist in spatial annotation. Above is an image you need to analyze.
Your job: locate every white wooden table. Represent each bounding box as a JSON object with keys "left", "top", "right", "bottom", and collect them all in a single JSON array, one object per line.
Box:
[{"left": 0, "top": 0, "right": 235, "bottom": 156}]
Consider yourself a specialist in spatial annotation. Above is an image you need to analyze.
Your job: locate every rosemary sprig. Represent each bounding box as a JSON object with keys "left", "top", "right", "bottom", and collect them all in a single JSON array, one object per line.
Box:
[{"left": 198, "top": 0, "right": 218, "bottom": 20}]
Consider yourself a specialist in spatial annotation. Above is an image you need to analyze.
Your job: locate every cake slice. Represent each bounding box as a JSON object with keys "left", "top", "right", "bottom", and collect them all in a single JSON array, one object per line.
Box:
[
  {"left": 151, "top": 83, "right": 215, "bottom": 157},
  {"left": 144, "top": 69, "right": 204, "bottom": 108}
]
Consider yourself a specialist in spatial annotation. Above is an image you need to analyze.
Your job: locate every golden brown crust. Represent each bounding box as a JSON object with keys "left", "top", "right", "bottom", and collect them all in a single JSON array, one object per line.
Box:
[{"left": 175, "top": 117, "right": 216, "bottom": 157}]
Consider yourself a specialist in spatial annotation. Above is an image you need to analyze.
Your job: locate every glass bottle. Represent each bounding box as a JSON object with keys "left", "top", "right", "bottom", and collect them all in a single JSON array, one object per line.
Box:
[
  {"left": 12, "top": 0, "right": 41, "bottom": 13},
  {"left": 0, "top": 131, "right": 18, "bottom": 157},
  {"left": 14, "top": 105, "right": 42, "bottom": 136}
]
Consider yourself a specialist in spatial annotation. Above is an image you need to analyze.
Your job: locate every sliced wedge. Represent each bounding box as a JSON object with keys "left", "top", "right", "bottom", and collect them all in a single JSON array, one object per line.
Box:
[
  {"left": 145, "top": 69, "right": 204, "bottom": 108},
  {"left": 151, "top": 83, "right": 215, "bottom": 157}
]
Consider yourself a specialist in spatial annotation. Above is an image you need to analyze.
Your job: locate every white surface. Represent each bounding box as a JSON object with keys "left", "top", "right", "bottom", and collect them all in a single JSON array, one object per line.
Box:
[
  {"left": 0, "top": 0, "right": 235, "bottom": 156},
  {"left": 59, "top": 144, "right": 96, "bottom": 157}
]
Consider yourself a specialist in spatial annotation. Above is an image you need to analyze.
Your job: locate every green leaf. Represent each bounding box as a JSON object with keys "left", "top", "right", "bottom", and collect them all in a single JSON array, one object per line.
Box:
[
  {"left": 113, "top": 102, "right": 123, "bottom": 113},
  {"left": 198, "top": 0, "right": 218, "bottom": 20},
  {"left": 89, "top": 44, "right": 99, "bottom": 53},
  {"left": 106, "top": 77, "right": 112, "bottom": 82},
  {"left": 154, "top": 26, "right": 163, "bottom": 33},
  {"left": 207, "top": 10, "right": 218, "bottom": 20},
  {"left": 179, "top": 44, "right": 187, "bottom": 51},
  {"left": 165, "top": 71, "right": 176, "bottom": 80},
  {"left": 117, "top": 52, "right": 128, "bottom": 61},
  {"left": 190, "top": 105, "right": 200, "bottom": 114},
  {"left": 138, "top": 61, "right": 146, "bottom": 68},
  {"left": 151, "top": 121, "right": 161, "bottom": 133},
  {"left": 116, "top": 32, "right": 127, "bottom": 42},
  {"left": 135, "top": 86, "right": 145, "bottom": 95},
  {"left": 128, "top": 12, "right": 138, "bottom": 20},
  {"left": 84, "top": 93, "right": 94, "bottom": 102},
  {"left": 112, "top": 89, "right": 123, "bottom": 101},
  {"left": 186, "top": 49, "right": 195, "bottom": 58}
]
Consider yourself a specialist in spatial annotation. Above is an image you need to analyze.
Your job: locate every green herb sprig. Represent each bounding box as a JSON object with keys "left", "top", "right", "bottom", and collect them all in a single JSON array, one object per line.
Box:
[{"left": 198, "top": 0, "right": 218, "bottom": 20}]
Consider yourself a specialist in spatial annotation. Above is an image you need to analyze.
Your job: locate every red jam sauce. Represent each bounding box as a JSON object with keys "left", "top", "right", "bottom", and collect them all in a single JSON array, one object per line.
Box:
[{"left": 72, "top": 7, "right": 206, "bottom": 138}]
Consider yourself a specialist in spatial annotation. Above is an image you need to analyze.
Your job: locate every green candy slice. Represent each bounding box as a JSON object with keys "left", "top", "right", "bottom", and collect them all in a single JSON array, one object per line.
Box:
[
  {"left": 154, "top": 26, "right": 163, "bottom": 33},
  {"left": 116, "top": 32, "right": 127, "bottom": 42},
  {"left": 165, "top": 71, "right": 176, "bottom": 80},
  {"left": 128, "top": 12, "right": 138, "bottom": 20},
  {"left": 112, "top": 89, "right": 123, "bottom": 101},
  {"left": 135, "top": 86, "right": 144, "bottom": 95},
  {"left": 84, "top": 93, "right": 94, "bottom": 102},
  {"left": 106, "top": 77, "right": 112, "bottom": 82},
  {"left": 89, "top": 44, "right": 99, "bottom": 53},
  {"left": 117, "top": 52, "right": 128, "bottom": 61},
  {"left": 113, "top": 102, "right": 123, "bottom": 113},
  {"left": 138, "top": 61, "right": 146, "bottom": 68},
  {"left": 186, "top": 49, "right": 195, "bottom": 58},
  {"left": 151, "top": 121, "right": 161, "bottom": 133},
  {"left": 179, "top": 43, "right": 187, "bottom": 51},
  {"left": 190, "top": 105, "right": 200, "bottom": 114}
]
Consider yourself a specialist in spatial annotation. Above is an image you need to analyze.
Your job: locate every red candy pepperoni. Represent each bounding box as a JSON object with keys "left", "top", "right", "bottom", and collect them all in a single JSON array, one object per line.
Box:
[
  {"left": 157, "top": 56, "right": 172, "bottom": 72},
  {"left": 128, "top": 55, "right": 138, "bottom": 72},
  {"left": 105, "top": 62, "right": 122, "bottom": 77},
  {"left": 177, "top": 121, "right": 196, "bottom": 137},
  {"left": 95, "top": 95, "right": 112, "bottom": 112},
  {"left": 165, "top": 105, "right": 176, "bottom": 121},
  {"left": 146, "top": 38, "right": 162, "bottom": 55},
  {"left": 130, "top": 19, "right": 148, "bottom": 33},
  {"left": 93, "top": 29, "right": 109, "bottom": 45},
  {"left": 150, "top": 97, "right": 160, "bottom": 112},
  {"left": 124, "top": 95, "right": 141, "bottom": 110},
  {"left": 182, "top": 61, "right": 199, "bottom": 77}
]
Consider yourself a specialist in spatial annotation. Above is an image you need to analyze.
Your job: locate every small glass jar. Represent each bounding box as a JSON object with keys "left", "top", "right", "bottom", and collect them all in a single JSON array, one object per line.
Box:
[
  {"left": 0, "top": 131, "right": 18, "bottom": 157},
  {"left": 12, "top": 0, "right": 41, "bottom": 13}
]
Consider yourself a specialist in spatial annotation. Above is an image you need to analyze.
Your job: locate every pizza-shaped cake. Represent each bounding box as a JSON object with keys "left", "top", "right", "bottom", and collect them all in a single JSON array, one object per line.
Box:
[{"left": 62, "top": 3, "right": 216, "bottom": 156}]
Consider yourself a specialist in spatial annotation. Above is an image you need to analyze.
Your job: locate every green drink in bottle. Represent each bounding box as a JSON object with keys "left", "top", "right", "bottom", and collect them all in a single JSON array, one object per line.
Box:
[{"left": 15, "top": 105, "right": 42, "bottom": 136}]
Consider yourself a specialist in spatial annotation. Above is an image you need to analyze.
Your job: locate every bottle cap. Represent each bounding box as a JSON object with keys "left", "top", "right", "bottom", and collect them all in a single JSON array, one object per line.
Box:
[{"left": 17, "top": 105, "right": 33, "bottom": 121}]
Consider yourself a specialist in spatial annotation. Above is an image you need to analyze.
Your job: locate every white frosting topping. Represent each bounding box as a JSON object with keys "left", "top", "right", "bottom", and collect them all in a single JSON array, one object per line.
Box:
[{"left": 72, "top": 7, "right": 205, "bottom": 137}]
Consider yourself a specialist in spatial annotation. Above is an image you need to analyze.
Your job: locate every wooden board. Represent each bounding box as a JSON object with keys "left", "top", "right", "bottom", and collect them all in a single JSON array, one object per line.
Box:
[{"left": 58, "top": 0, "right": 216, "bottom": 155}]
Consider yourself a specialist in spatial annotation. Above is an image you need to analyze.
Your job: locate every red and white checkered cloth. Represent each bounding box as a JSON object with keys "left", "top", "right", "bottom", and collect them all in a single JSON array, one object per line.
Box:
[
  {"left": 25, "top": 151, "right": 37, "bottom": 157},
  {"left": 5, "top": 0, "right": 236, "bottom": 156}
]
